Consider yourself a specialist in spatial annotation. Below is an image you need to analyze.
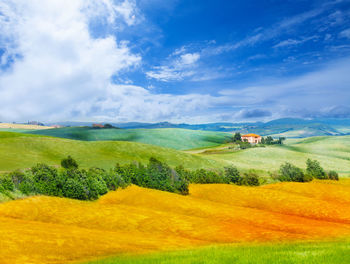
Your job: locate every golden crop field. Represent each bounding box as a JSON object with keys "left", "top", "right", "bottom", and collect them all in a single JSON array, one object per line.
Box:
[
  {"left": 0, "top": 123, "right": 53, "bottom": 130},
  {"left": 0, "top": 180, "right": 350, "bottom": 264}
]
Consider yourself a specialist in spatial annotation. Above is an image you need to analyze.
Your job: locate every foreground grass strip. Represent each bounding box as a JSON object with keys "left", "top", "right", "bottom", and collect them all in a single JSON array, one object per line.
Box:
[{"left": 84, "top": 240, "right": 350, "bottom": 264}]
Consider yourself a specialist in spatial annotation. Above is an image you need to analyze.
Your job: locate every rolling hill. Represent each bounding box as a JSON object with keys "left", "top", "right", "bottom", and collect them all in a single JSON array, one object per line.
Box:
[
  {"left": 0, "top": 181, "right": 349, "bottom": 264},
  {"left": 49, "top": 118, "right": 350, "bottom": 137},
  {"left": 27, "top": 127, "right": 231, "bottom": 150},
  {"left": 0, "top": 132, "right": 222, "bottom": 172},
  {"left": 200, "top": 136, "right": 350, "bottom": 176}
]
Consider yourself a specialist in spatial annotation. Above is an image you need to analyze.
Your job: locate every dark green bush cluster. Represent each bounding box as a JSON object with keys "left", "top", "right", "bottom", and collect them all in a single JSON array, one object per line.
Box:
[
  {"left": 175, "top": 165, "right": 260, "bottom": 186},
  {"left": 115, "top": 157, "right": 189, "bottom": 195},
  {"left": 278, "top": 159, "right": 339, "bottom": 182},
  {"left": 261, "top": 136, "right": 286, "bottom": 145}
]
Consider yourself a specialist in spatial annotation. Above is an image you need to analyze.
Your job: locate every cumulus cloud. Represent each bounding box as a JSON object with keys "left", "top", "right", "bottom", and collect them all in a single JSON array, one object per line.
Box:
[{"left": 0, "top": 0, "right": 211, "bottom": 122}]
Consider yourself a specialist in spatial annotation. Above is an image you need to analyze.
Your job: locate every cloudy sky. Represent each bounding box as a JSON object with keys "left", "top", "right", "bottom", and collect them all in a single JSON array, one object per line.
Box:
[{"left": 0, "top": 0, "right": 350, "bottom": 123}]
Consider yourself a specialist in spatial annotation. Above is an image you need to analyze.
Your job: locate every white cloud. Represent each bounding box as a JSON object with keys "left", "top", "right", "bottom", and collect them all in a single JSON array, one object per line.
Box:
[
  {"left": 146, "top": 48, "right": 201, "bottom": 82},
  {"left": 273, "top": 36, "right": 318, "bottom": 48},
  {"left": 0, "top": 0, "right": 212, "bottom": 122},
  {"left": 218, "top": 57, "right": 350, "bottom": 117},
  {"left": 339, "top": 28, "right": 350, "bottom": 39}
]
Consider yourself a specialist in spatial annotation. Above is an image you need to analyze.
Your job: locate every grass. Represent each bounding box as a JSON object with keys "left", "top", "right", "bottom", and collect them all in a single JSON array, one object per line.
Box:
[
  {"left": 0, "top": 131, "right": 223, "bottom": 172},
  {"left": 202, "top": 136, "right": 350, "bottom": 176},
  {"left": 83, "top": 240, "right": 350, "bottom": 264},
  {"left": 0, "top": 181, "right": 350, "bottom": 264},
  {"left": 27, "top": 127, "right": 231, "bottom": 150}
]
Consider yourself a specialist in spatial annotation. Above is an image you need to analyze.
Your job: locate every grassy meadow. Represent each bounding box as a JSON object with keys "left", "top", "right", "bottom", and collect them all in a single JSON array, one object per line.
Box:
[
  {"left": 84, "top": 240, "right": 350, "bottom": 264},
  {"left": 0, "top": 132, "right": 223, "bottom": 172},
  {"left": 28, "top": 127, "right": 231, "bottom": 150},
  {"left": 0, "top": 181, "right": 350, "bottom": 264},
  {"left": 200, "top": 136, "right": 350, "bottom": 176}
]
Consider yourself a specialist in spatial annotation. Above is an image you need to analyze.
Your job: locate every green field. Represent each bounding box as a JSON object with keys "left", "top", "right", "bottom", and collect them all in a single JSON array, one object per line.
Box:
[
  {"left": 28, "top": 127, "right": 231, "bottom": 150},
  {"left": 0, "top": 132, "right": 222, "bottom": 172},
  {"left": 84, "top": 240, "right": 350, "bottom": 264},
  {"left": 1, "top": 130, "right": 349, "bottom": 176},
  {"left": 202, "top": 136, "right": 350, "bottom": 176}
]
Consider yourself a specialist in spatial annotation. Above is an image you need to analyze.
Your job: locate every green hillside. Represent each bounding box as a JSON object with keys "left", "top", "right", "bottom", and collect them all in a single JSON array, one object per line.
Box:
[
  {"left": 0, "top": 132, "right": 222, "bottom": 172},
  {"left": 28, "top": 127, "right": 231, "bottom": 150},
  {"left": 202, "top": 136, "right": 350, "bottom": 176}
]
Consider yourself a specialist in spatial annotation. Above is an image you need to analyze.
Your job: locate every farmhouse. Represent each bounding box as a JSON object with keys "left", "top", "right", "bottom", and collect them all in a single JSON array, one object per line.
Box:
[
  {"left": 241, "top": 133, "right": 262, "bottom": 144},
  {"left": 92, "top": 124, "right": 104, "bottom": 128}
]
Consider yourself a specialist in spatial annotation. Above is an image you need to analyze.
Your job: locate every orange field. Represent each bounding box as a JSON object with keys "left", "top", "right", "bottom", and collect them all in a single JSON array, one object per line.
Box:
[{"left": 0, "top": 180, "right": 350, "bottom": 264}]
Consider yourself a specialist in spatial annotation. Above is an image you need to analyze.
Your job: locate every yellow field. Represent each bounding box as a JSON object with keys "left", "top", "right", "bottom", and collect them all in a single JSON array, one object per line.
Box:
[
  {"left": 0, "top": 123, "right": 54, "bottom": 130},
  {"left": 0, "top": 180, "right": 350, "bottom": 264}
]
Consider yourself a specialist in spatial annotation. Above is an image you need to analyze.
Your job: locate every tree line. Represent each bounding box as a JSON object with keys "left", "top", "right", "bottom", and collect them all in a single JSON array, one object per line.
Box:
[{"left": 0, "top": 156, "right": 338, "bottom": 202}]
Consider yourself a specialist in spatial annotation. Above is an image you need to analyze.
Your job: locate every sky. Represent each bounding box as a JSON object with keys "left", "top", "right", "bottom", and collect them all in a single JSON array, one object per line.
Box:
[{"left": 0, "top": 0, "right": 350, "bottom": 123}]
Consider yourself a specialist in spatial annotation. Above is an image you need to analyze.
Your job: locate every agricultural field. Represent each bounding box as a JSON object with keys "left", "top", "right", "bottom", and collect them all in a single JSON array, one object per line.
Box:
[
  {"left": 27, "top": 127, "right": 231, "bottom": 150},
  {"left": 0, "top": 181, "right": 349, "bottom": 264}
]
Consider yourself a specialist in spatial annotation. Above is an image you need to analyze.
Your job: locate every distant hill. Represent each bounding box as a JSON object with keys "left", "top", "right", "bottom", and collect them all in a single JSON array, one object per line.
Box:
[{"left": 48, "top": 118, "right": 350, "bottom": 138}]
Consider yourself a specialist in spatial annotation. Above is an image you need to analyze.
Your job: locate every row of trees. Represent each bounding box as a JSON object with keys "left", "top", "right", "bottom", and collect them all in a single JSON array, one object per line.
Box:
[
  {"left": 231, "top": 133, "right": 286, "bottom": 146},
  {"left": 276, "top": 158, "right": 338, "bottom": 182},
  {"left": 0, "top": 156, "right": 339, "bottom": 201},
  {"left": 0, "top": 156, "right": 262, "bottom": 201}
]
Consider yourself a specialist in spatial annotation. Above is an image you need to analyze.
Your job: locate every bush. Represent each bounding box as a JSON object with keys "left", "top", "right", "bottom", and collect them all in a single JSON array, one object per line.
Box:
[
  {"left": 31, "top": 163, "right": 63, "bottom": 196},
  {"left": 240, "top": 172, "right": 260, "bottom": 186},
  {"left": 62, "top": 178, "right": 88, "bottom": 200},
  {"left": 0, "top": 174, "right": 15, "bottom": 191},
  {"left": 327, "top": 170, "right": 339, "bottom": 181},
  {"left": 61, "top": 156, "right": 79, "bottom": 169},
  {"left": 279, "top": 162, "right": 310, "bottom": 182},
  {"left": 224, "top": 166, "right": 241, "bottom": 184},
  {"left": 306, "top": 159, "right": 327, "bottom": 179}
]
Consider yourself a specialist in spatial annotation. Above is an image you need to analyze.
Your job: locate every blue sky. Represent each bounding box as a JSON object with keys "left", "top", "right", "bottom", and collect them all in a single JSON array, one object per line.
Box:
[{"left": 0, "top": 0, "right": 350, "bottom": 123}]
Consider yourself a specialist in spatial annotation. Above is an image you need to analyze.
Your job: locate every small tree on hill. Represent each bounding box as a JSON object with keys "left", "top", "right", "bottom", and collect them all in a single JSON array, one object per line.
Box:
[
  {"left": 306, "top": 159, "right": 327, "bottom": 179},
  {"left": 224, "top": 166, "right": 241, "bottom": 184},
  {"left": 61, "top": 156, "right": 79, "bottom": 170},
  {"left": 279, "top": 162, "right": 311, "bottom": 182},
  {"left": 233, "top": 132, "right": 242, "bottom": 142}
]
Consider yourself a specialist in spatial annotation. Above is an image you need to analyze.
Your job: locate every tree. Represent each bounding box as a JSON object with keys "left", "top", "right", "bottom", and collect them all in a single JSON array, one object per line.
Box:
[
  {"left": 31, "top": 163, "right": 63, "bottom": 196},
  {"left": 61, "top": 156, "right": 79, "bottom": 169},
  {"left": 240, "top": 172, "right": 260, "bottom": 186},
  {"left": 233, "top": 132, "right": 242, "bottom": 142},
  {"left": 277, "top": 137, "right": 286, "bottom": 145},
  {"left": 279, "top": 162, "right": 310, "bottom": 182},
  {"left": 265, "top": 136, "right": 274, "bottom": 145},
  {"left": 306, "top": 159, "right": 327, "bottom": 179},
  {"left": 224, "top": 166, "right": 241, "bottom": 184},
  {"left": 327, "top": 170, "right": 339, "bottom": 181}
]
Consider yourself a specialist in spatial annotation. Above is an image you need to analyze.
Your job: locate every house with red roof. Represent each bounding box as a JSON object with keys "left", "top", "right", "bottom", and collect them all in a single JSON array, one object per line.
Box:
[{"left": 241, "top": 133, "right": 262, "bottom": 144}]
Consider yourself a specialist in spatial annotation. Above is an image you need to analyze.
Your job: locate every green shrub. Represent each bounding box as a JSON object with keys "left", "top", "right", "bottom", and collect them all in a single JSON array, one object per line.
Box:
[
  {"left": 61, "top": 156, "right": 79, "bottom": 169},
  {"left": 306, "top": 159, "right": 327, "bottom": 179},
  {"left": 240, "top": 172, "right": 260, "bottom": 186},
  {"left": 0, "top": 174, "right": 15, "bottom": 192},
  {"left": 279, "top": 162, "right": 310, "bottom": 182},
  {"left": 31, "top": 163, "right": 63, "bottom": 196},
  {"left": 327, "top": 170, "right": 339, "bottom": 181},
  {"left": 62, "top": 178, "right": 88, "bottom": 200},
  {"left": 224, "top": 166, "right": 241, "bottom": 184}
]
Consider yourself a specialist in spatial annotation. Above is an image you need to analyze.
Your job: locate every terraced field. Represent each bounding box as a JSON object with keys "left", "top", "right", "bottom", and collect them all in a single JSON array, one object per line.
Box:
[{"left": 0, "top": 180, "right": 349, "bottom": 264}]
